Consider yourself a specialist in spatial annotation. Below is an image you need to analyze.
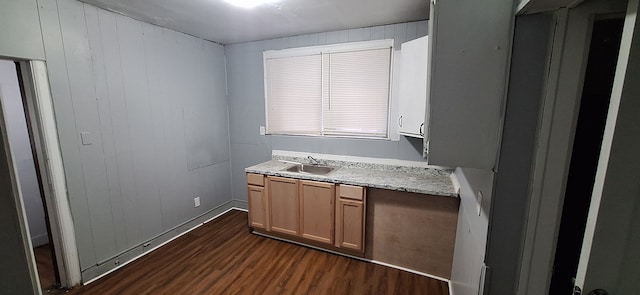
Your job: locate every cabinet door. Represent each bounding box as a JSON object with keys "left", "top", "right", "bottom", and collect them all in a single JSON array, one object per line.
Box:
[
  {"left": 335, "top": 199, "right": 364, "bottom": 252},
  {"left": 267, "top": 176, "right": 299, "bottom": 236},
  {"left": 398, "top": 36, "right": 429, "bottom": 138},
  {"left": 425, "top": 0, "right": 512, "bottom": 169},
  {"left": 299, "top": 180, "right": 335, "bottom": 245},
  {"left": 247, "top": 185, "right": 267, "bottom": 229}
]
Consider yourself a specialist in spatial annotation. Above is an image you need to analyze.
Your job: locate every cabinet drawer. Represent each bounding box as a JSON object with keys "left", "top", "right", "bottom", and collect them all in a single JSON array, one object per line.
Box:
[
  {"left": 247, "top": 173, "right": 264, "bottom": 186},
  {"left": 338, "top": 184, "right": 364, "bottom": 201}
]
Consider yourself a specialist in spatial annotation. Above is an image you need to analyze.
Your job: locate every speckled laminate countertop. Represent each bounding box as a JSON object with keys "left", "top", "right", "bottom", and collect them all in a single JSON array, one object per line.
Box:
[{"left": 245, "top": 156, "right": 458, "bottom": 197}]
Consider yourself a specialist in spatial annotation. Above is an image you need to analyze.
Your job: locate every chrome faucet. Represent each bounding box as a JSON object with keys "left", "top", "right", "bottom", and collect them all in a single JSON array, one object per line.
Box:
[{"left": 308, "top": 155, "right": 320, "bottom": 165}]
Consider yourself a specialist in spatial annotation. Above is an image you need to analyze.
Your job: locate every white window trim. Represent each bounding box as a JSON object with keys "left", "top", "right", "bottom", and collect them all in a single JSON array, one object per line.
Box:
[
  {"left": 263, "top": 39, "right": 395, "bottom": 140},
  {"left": 263, "top": 39, "right": 394, "bottom": 59}
]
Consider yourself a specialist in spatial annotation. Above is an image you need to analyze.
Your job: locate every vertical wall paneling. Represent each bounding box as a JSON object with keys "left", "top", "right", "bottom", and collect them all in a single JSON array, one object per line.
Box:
[
  {"left": 159, "top": 28, "right": 192, "bottom": 227},
  {"left": 416, "top": 20, "right": 429, "bottom": 37},
  {"left": 34, "top": 0, "right": 230, "bottom": 277},
  {"left": 225, "top": 21, "right": 429, "bottom": 202},
  {"left": 116, "top": 15, "right": 164, "bottom": 242},
  {"left": 348, "top": 28, "right": 366, "bottom": 42},
  {"left": 83, "top": 4, "right": 128, "bottom": 254},
  {"left": 141, "top": 23, "right": 169, "bottom": 231},
  {"left": 38, "top": 0, "right": 96, "bottom": 269},
  {"left": 58, "top": 0, "right": 117, "bottom": 264},
  {"left": 95, "top": 9, "right": 142, "bottom": 248},
  {"left": 384, "top": 24, "right": 396, "bottom": 41},
  {"left": 337, "top": 29, "right": 349, "bottom": 43},
  {"left": 393, "top": 23, "right": 409, "bottom": 47},
  {"left": 371, "top": 26, "right": 385, "bottom": 40},
  {"left": 317, "top": 32, "right": 328, "bottom": 45},
  {"left": 406, "top": 22, "right": 418, "bottom": 41}
]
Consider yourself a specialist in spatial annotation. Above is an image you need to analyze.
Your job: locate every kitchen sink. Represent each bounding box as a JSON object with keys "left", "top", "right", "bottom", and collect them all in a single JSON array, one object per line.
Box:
[{"left": 283, "top": 164, "right": 337, "bottom": 175}]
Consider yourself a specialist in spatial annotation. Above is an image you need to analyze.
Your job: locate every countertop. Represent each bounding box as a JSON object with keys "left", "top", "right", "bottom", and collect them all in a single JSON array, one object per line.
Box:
[{"left": 245, "top": 156, "right": 458, "bottom": 198}]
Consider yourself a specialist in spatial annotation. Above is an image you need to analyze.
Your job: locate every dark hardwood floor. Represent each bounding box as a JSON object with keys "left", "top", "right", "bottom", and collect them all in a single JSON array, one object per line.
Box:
[
  {"left": 68, "top": 210, "right": 449, "bottom": 295},
  {"left": 34, "top": 244, "right": 57, "bottom": 292}
]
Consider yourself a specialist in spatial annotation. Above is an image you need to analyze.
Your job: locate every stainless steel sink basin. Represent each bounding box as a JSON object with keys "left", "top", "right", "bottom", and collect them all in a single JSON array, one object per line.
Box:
[{"left": 283, "top": 164, "right": 337, "bottom": 175}]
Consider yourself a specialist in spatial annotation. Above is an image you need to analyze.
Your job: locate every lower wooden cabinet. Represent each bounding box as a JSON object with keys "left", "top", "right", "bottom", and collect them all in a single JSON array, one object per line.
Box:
[
  {"left": 267, "top": 176, "right": 300, "bottom": 236},
  {"left": 247, "top": 173, "right": 267, "bottom": 229},
  {"left": 247, "top": 173, "right": 366, "bottom": 255},
  {"left": 299, "top": 180, "right": 335, "bottom": 245},
  {"left": 335, "top": 184, "right": 366, "bottom": 253},
  {"left": 247, "top": 185, "right": 267, "bottom": 229}
]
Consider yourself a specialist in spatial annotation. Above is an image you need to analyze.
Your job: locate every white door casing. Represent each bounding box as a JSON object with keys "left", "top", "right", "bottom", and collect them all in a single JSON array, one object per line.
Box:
[
  {"left": 517, "top": 0, "right": 629, "bottom": 294},
  {"left": 20, "top": 61, "right": 81, "bottom": 288},
  {"left": 575, "top": 0, "right": 640, "bottom": 292}
]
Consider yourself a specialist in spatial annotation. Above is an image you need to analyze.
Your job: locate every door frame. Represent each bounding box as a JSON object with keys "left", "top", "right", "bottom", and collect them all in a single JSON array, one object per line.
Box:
[
  {"left": 16, "top": 60, "right": 81, "bottom": 288},
  {"left": 575, "top": 0, "right": 639, "bottom": 290},
  {"left": 515, "top": 0, "right": 629, "bottom": 294}
]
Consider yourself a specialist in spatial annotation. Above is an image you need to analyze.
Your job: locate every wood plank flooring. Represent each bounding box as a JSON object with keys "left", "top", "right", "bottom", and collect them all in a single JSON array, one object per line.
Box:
[
  {"left": 68, "top": 210, "right": 449, "bottom": 295},
  {"left": 34, "top": 244, "right": 58, "bottom": 292}
]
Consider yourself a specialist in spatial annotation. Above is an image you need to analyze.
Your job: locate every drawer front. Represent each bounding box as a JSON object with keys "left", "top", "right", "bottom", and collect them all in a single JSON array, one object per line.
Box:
[
  {"left": 338, "top": 184, "right": 364, "bottom": 201},
  {"left": 247, "top": 173, "right": 265, "bottom": 186}
]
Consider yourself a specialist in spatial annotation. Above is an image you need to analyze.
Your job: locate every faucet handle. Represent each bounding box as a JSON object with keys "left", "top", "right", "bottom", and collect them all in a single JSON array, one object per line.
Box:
[{"left": 307, "top": 155, "right": 320, "bottom": 165}]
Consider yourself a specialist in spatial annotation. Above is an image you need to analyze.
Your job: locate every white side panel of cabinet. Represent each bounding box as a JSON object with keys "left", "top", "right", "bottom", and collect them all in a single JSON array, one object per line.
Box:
[
  {"left": 398, "top": 36, "right": 429, "bottom": 138},
  {"left": 425, "top": 0, "right": 513, "bottom": 170}
]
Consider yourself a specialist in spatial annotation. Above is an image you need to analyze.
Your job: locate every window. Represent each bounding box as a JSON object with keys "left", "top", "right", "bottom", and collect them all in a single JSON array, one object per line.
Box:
[{"left": 264, "top": 40, "right": 393, "bottom": 138}]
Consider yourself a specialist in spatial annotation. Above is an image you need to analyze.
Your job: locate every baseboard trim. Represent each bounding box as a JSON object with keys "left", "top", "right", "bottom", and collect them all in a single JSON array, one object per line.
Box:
[
  {"left": 231, "top": 199, "right": 248, "bottom": 210},
  {"left": 81, "top": 200, "right": 236, "bottom": 284},
  {"left": 251, "top": 231, "right": 451, "bottom": 286},
  {"left": 80, "top": 208, "right": 451, "bottom": 294},
  {"left": 31, "top": 233, "right": 49, "bottom": 248}
]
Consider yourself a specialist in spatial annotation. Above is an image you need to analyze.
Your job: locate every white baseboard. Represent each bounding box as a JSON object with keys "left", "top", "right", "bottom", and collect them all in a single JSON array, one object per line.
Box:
[
  {"left": 81, "top": 201, "right": 236, "bottom": 284},
  {"left": 31, "top": 233, "right": 49, "bottom": 248}
]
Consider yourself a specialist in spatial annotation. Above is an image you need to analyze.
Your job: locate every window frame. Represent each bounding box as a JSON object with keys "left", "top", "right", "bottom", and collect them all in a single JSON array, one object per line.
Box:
[{"left": 263, "top": 39, "right": 395, "bottom": 140}]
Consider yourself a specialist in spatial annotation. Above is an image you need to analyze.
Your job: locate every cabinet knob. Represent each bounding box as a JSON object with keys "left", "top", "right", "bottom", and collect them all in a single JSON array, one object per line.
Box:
[
  {"left": 398, "top": 116, "right": 403, "bottom": 127},
  {"left": 420, "top": 123, "right": 425, "bottom": 136}
]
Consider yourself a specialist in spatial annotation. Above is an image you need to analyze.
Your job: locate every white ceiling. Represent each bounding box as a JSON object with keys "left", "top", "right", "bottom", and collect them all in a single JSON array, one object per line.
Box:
[{"left": 77, "top": 0, "right": 429, "bottom": 44}]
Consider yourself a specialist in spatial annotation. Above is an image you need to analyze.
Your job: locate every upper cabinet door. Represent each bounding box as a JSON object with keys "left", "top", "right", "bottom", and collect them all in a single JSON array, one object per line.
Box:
[
  {"left": 0, "top": 0, "right": 45, "bottom": 60},
  {"left": 424, "top": 0, "right": 513, "bottom": 170},
  {"left": 398, "top": 36, "right": 429, "bottom": 138}
]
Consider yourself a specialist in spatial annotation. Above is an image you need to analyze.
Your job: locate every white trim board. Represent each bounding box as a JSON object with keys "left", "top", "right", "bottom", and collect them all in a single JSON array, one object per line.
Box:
[
  {"left": 264, "top": 39, "right": 394, "bottom": 59},
  {"left": 24, "top": 61, "right": 81, "bottom": 288}
]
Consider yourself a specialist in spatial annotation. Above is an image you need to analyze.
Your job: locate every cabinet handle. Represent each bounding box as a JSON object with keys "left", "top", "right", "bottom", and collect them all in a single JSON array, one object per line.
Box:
[
  {"left": 398, "top": 116, "right": 403, "bottom": 128},
  {"left": 420, "top": 123, "right": 424, "bottom": 136}
]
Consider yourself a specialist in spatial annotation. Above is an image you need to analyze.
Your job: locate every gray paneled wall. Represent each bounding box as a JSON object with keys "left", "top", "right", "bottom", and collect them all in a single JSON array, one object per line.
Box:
[
  {"left": 450, "top": 168, "right": 494, "bottom": 295},
  {"left": 225, "top": 21, "right": 429, "bottom": 202},
  {"left": 37, "top": 0, "right": 231, "bottom": 271}
]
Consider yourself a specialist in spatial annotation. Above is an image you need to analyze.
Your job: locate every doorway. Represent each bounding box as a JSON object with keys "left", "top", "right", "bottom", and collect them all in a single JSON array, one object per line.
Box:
[
  {"left": 549, "top": 17, "right": 625, "bottom": 295},
  {"left": 0, "top": 59, "right": 61, "bottom": 292}
]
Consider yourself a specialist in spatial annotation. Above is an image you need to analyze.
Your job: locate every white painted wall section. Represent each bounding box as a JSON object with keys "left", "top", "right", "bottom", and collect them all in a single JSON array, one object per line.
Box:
[{"left": 450, "top": 167, "right": 494, "bottom": 295}]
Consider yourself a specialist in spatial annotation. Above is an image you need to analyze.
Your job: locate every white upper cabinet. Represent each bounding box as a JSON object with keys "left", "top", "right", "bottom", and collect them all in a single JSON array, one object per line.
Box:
[
  {"left": 397, "top": 36, "right": 429, "bottom": 138},
  {"left": 423, "top": 0, "right": 513, "bottom": 170}
]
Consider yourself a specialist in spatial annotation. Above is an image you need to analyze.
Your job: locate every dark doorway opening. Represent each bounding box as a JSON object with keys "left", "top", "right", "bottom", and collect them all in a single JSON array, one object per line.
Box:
[
  {"left": 549, "top": 17, "right": 624, "bottom": 294},
  {"left": 0, "top": 59, "right": 61, "bottom": 292}
]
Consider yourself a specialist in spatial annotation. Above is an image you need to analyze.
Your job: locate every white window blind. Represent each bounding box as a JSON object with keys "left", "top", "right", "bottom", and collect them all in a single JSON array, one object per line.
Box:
[
  {"left": 323, "top": 49, "right": 391, "bottom": 137},
  {"left": 264, "top": 40, "right": 393, "bottom": 138},
  {"left": 265, "top": 54, "right": 322, "bottom": 135}
]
